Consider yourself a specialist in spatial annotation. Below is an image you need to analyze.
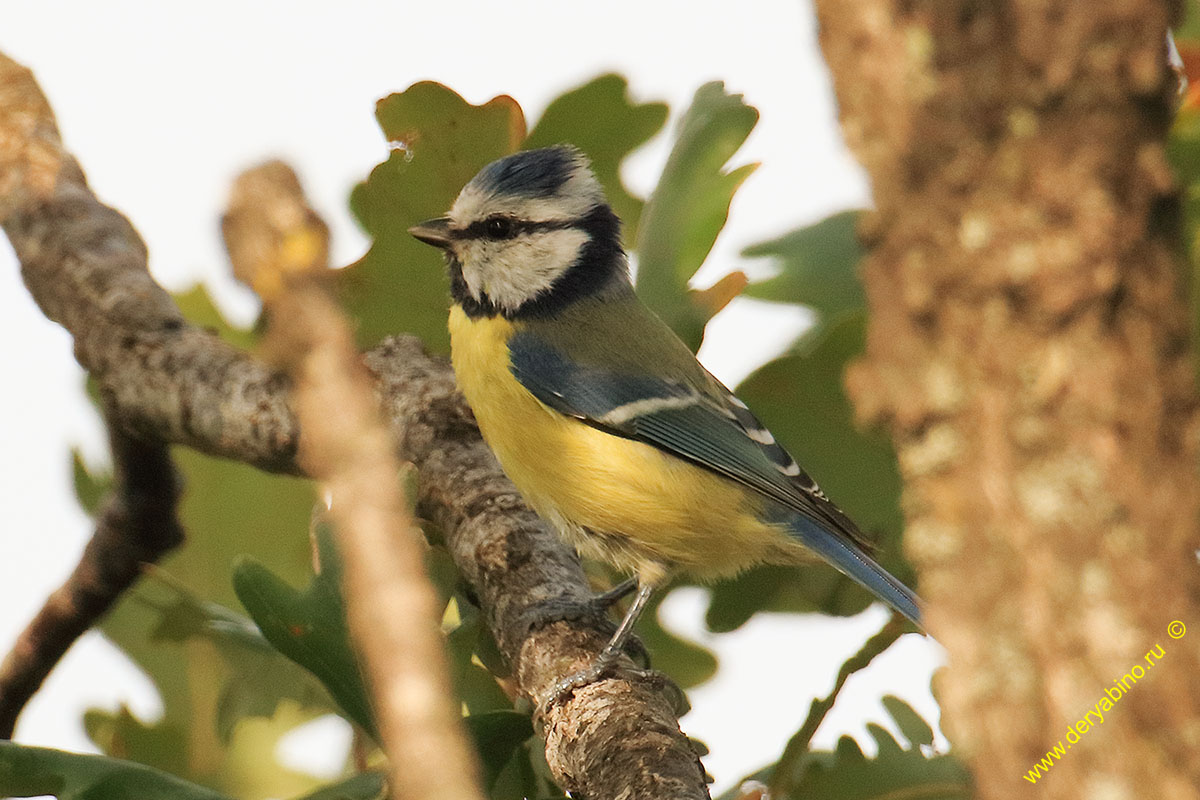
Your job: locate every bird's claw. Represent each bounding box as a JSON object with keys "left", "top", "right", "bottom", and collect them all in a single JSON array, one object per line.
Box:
[
  {"left": 546, "top": 660, "right": 616, "bottom": 710},
  {"left": 514, "top": 592, "right": 650, "bottom": 666},
  {"left": 542, "top": 663, "right": 687, "bottom": 716}
]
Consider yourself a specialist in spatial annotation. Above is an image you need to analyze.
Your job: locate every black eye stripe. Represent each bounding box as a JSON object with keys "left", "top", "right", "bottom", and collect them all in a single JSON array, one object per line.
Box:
[{"left": 456, "top": 216, "right": 578, "bottom": 241}]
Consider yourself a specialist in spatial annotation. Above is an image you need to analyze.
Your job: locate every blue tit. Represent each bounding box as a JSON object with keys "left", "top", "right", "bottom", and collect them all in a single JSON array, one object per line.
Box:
[{"left": 410, "top": 145, "right": 921, "bottom": 689}]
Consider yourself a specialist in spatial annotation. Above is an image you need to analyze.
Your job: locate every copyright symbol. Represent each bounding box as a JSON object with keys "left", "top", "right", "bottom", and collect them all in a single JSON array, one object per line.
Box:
[{"left": 1168, "top": 620, "right": 1186, "bottom": 639}]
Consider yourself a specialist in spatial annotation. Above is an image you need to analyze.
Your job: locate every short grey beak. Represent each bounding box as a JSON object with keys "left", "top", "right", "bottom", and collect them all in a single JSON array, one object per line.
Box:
[{"left": 408, "top": 217, "right": 454, "bottom": 249}]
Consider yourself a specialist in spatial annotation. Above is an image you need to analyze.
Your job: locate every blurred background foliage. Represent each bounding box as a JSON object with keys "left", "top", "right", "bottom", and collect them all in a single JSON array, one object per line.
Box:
[{"left": 2, "top": 73, "right": 977, "bottom": 799}]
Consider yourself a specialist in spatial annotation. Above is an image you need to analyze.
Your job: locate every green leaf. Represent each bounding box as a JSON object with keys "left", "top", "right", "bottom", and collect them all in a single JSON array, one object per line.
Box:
[
  {"left": 463, "top": 710, "right": 534, "bottom": 790},
  {"left": 293, "top": 772, "right": 386, "bottom": 800},
  {"left": 132, "top": 574, "right": 337, "bottom": 742},
  {"left": 233, "top": 514, "right": 531, "bottom": 791},
  {"left": 87, "top": 581, "right": 201, "bottom": 782},
  {"left": 446, "top": 601, "right": 517, "bottom": 715},
  {"left": 174, "top": 284, "right": 258, "bottom": 351},
  {"left": 487, "top": 741, "right": 543, "bottom": 800},
  {"left": 71, "top": 450, "right": 110, "bottom": 516},
  {"left": 0, "top": 740, "right": 233, "bottom": 800},
  {"left": 719, "top": 698, "right": 968, "bottom": 800},
  {"left": 782, "top": 715, "right": 969, "bottom": 800},
  {"left": 342, "top": 82, "right": 527, "bottom": 352},
  {"left": 1174, "top": 4, "right": 1200, "bottom": 39},
  {"left": 83, "top": 706, "right": 190, "bottom": 784},
  {"left": 466, "top": 602, "right": 509, "bottom": 680},
  {"left": 742, "top": 211, "right": 865, "bottom": 324},
  {"left": 232, "top": 521, "right": 376, "bottom": 739},
  {"left": 91, "top": 579, "right": 327, "bottom": 797},
  {"left": 704, "top": 564, "right": 839, "bottom": 634},
  {"left": 635, "top": 81, "right": 758, "bottom": 350},
  {"left": 169, "top": 449, "right": 317, "bottom": 609},
  {"left": 0, "top": 742, "right": 386, "bottom": 800},
  {"left": 706, "top": 314, "right": 910, "bottom": 631},
  {"left": 525, "top": 74, "right": 668, "bottom": 242},
  {"left": 425, "top": 545, "right": 461, "bottom": 618},
  {"left": 882, "top": 695, "right": 935, "bottom": 747}
]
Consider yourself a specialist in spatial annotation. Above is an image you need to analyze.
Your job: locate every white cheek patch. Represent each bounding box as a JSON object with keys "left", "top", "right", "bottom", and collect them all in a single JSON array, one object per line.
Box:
[
  {"left": 480, "top": 229, "right": 589, "bottom": 313},
  {"left": 453, "top": 239, "right": 489, "bottom": 300}
]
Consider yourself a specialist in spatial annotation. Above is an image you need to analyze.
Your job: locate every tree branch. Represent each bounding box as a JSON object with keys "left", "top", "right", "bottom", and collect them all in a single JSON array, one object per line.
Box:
[
  {"left": 223, "top": 161, "right": 486, "bottom": 800},
  {"left": 0, "top": 52, "right": 707, "bottom": 800},
  {"left": 0, "top": 410, "right": 183, "bottom": 738}
]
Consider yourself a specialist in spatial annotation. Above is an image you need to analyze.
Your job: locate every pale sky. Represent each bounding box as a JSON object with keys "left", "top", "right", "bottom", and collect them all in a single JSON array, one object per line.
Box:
[{"left": 0, "top": 1, "right": 943, "bottom": 793}]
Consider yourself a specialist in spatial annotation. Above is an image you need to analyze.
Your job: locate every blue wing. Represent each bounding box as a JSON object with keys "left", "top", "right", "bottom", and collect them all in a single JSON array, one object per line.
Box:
[
  {"left": 508, "top": 330, "right": 862, "bottom": 541},
  {"left": 508, "top": 329, "right": 921, "bottom": 626}
]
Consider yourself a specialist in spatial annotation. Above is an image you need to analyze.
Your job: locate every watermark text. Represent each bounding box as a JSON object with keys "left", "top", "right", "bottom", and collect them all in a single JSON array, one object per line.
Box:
[{"left": 1022, "top": 620, "right": 1184, "bottom": 785}]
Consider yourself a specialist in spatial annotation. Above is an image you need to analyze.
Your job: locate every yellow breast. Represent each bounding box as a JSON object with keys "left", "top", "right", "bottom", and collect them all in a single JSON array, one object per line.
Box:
[{"left": 447, "top": 306, "right": 790, "bottom": 583}]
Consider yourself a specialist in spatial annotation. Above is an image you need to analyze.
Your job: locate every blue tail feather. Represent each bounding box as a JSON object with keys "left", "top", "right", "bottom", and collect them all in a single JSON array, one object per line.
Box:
[{"left": 788, "top": 516, "right": 923, "bottom": 628}]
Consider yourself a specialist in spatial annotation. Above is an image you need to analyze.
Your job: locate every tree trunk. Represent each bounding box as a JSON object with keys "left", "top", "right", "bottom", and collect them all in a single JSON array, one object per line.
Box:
[{"left": 814, "top": 1, "right": 1200, "bottom": 797}]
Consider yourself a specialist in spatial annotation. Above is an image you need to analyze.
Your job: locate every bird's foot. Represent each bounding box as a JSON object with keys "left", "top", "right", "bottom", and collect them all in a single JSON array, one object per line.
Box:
[
  {"left": 543, "top": 659, "right": 687, "bottom": 716},
  {"left": 547, "top": 655, "right": 619, "bottom": 708},
  {"left": 514, "top": 586, "right": 649, "bottom": 666}
]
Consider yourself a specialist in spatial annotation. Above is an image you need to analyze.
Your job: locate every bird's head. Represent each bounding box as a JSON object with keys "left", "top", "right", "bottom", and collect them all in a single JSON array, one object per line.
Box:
[{"left": 409, "top": 145, "right": 627, "bottom": 318}]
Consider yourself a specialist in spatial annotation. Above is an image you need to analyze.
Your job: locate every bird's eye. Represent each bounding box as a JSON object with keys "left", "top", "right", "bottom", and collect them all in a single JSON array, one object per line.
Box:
[{"left": 484, "top": 216, "right": 516, "bottom": 239}]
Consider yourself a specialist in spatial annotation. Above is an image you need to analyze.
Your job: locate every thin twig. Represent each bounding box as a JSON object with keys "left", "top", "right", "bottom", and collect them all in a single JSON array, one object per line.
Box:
[
  {"left": 769, "top": 613, "right": 905, "bottom": 797},
  {"left": 0, "top": 411, "right": 183, "bottom": 738},
  {"left": 223, "top": 162, "right": 485, "bottom": 800}
]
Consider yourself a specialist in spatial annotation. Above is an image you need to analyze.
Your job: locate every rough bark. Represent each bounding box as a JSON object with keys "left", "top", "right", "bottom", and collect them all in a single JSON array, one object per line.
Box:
[
  {"left": 0, "top": 52, "right": 707, "bottom": 800},
  {"left": 814, "top": 1, "right": 1200, "bottom": 797}
]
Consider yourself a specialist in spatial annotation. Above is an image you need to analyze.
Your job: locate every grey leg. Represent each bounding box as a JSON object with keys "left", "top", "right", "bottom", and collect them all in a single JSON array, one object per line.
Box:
[
  {"left": 546, "top": 581, "right": 660, "bottom": 709},
  {"left": 512, "top": 576, "right": 642, "bottom": 646},
  {"left": 594, "top": 581, "right": 655, "bottom": 667}
]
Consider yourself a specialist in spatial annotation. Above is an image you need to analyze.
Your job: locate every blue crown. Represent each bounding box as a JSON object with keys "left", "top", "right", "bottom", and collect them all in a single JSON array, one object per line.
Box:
[{"left": 469, "top": 145, "right": 584, "bottom": 199}]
